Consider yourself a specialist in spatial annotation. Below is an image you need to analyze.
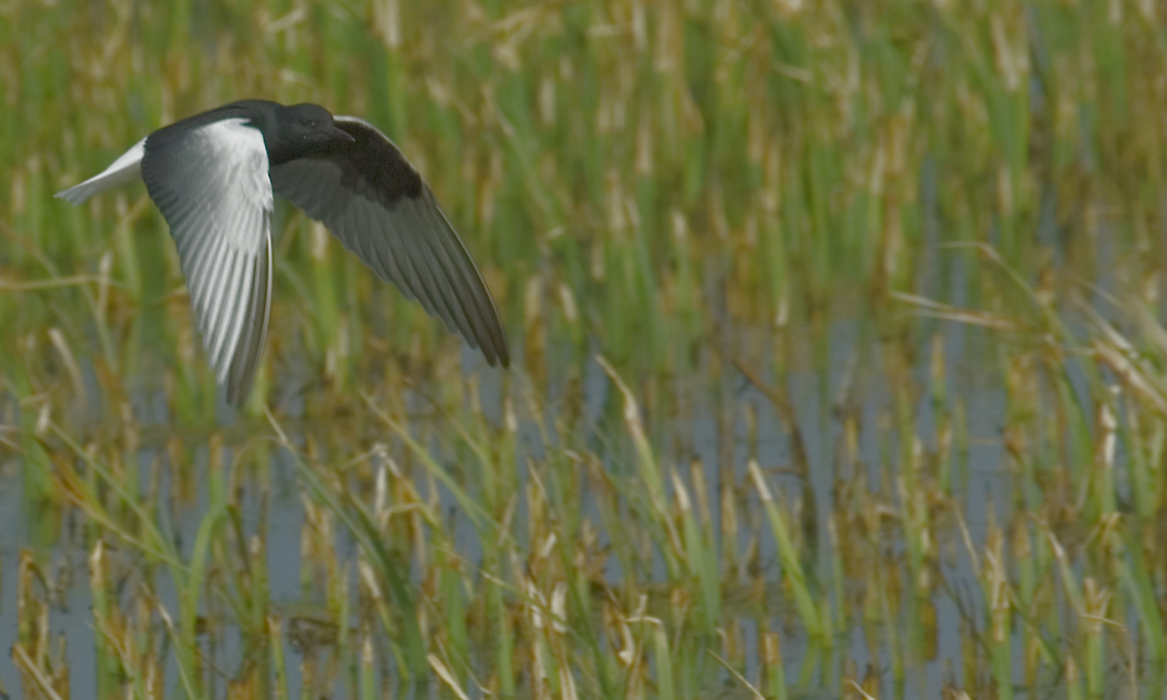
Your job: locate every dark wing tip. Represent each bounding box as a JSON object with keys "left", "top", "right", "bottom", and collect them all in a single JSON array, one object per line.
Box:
[
  {"left": 480, "top": 321, "right": 510, "bottom": 368},
  {"left": 483, "top": 299, "right": 510, "bottom": 368},
  {"left": 416, "top": 187, "right": 511, "bottom": 370}
]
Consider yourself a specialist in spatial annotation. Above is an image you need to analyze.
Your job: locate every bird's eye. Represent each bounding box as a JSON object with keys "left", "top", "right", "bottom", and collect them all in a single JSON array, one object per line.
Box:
[{"left": 301, "top": 119, "right": 317, "bottom": 128}]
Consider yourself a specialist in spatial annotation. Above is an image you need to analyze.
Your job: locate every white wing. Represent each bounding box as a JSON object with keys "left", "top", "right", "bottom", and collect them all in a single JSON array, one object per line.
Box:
[{"left": 141, "top": 118, "right": 273, "bottom": 404}]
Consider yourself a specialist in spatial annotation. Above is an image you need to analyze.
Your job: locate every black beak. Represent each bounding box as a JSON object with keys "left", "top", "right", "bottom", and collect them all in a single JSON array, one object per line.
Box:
[{"left": 331, "top": 124, "right": 356, "bottom": 144}]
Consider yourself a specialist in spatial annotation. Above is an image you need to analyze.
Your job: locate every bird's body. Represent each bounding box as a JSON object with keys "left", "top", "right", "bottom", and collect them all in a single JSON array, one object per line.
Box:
[{"left": 57, "top": 100, "right": 508, "bottom": 404}]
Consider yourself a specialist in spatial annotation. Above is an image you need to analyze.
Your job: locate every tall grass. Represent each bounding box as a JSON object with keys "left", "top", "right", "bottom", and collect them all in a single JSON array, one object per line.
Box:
[{"left": 4, "top": 0, "right": 1167, "bottom": 698}]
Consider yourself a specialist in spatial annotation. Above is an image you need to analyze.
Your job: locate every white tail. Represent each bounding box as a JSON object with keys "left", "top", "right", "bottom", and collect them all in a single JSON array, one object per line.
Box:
[{"left": 56, "top": 138, "right": 147, "bottom": 205}]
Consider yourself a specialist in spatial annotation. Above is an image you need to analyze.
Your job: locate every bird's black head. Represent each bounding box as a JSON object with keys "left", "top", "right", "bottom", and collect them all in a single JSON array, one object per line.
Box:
[{"left": 267, "top": 103, "right": 355, "bottom": 164}]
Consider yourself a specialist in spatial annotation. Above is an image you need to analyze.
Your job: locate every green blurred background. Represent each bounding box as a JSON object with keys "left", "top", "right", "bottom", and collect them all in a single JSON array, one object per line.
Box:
[{"left": 5, "top": 0, "right": 1166, "bottom": 395}]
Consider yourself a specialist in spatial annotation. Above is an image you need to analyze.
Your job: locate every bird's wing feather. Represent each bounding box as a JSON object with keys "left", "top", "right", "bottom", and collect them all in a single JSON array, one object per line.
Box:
[
  {"left": 141, "top": 118, "right": 274, "bottom": 404},
  {"left": 269, "top": 116, "right": 509, "bottom": 366}
]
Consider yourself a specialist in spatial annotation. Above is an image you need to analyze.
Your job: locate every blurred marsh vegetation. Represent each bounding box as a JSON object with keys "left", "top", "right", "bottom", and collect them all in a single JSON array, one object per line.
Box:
[{"left": 3, "top": 0, "right": 1167, "bottom": 698}]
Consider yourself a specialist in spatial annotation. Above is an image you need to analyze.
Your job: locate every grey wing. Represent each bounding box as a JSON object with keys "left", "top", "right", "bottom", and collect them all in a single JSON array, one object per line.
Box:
[
  {"left": 141, "top": 118, "right": 274, "bottom": 404},
  {"left": 269, "top": 117, "right": 508, "bottom": 367}
]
